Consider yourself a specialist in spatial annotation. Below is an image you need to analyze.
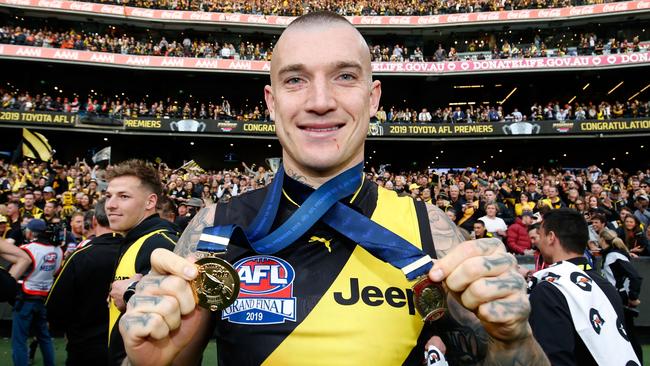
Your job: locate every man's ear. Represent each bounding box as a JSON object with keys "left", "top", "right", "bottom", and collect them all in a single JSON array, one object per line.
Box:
[
  {"left": 146, "top": 194, "right": 158, "bottom": 211},
  {"left": 264, "top": 85, "right": 275, "bottom": 122}
]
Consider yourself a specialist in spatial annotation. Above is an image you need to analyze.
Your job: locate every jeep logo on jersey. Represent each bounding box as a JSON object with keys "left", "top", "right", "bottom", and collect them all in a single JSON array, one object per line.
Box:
[
  {"left": 334, "top": 278, "right": 416, "bottom": 315},
  {"left": 221, "top": 256, "right": 297, "bottom": 325},
  {"left": 589, "top": 308, "right": 605, "bottom": 334},
  {"left": 570, "top": 272, "right": 592, "bottom": 292}
]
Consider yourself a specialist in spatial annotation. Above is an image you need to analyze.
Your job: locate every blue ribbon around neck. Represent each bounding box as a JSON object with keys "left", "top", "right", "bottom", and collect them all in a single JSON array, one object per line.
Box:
[{"left": 197, "top": 162, "right": 432, "bottom": 280}]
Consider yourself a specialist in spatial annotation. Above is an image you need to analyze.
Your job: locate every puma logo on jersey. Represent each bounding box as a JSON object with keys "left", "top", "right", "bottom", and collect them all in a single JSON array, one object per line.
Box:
[
  {"left": 309, "top": 236, "right": 332, "bottom": 253},
  {"left": 334, "top": 278, "right": 416, "bottom": 315}
]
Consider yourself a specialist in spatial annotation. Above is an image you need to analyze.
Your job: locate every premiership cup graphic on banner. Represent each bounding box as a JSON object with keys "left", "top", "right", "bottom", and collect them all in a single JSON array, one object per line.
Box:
[{"left": 170, "top": 119, "right": 206, "bottom": 132}]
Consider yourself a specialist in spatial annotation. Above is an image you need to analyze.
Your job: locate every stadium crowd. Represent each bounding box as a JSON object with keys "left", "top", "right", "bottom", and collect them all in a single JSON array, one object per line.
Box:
[
  {"left": 1, "top": 158, "right": 649, "bottom": 258},
  {"left": 1, "top": 23, "right": 646, "bottom": 63},
  {"left": 79, "top": 0, "right": 622, "bottom": 15},
  {"left": 2, "top": 87, "right": 649, "bottom": 122}
]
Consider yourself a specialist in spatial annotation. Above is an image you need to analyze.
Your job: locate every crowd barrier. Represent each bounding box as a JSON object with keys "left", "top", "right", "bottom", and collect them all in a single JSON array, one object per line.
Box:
[
  {"left": 1, "top": 110, "right": 650, "bottom": 138},
  {"left": 1, "top": 44, "right": 648, "bottom": 75}
]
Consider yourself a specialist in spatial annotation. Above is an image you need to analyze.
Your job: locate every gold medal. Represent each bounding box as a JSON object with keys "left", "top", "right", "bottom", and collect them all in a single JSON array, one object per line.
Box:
[
  {"left": 192, "top": 255, "right": 240, "bottom": 312},
  {"left": 412, "top": 276, "right": 447, "bottom": 322}
]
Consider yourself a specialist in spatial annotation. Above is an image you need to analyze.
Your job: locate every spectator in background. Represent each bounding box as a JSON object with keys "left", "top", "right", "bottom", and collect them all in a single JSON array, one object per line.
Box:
[
  {"left": 507, "top": 211, "right": 534, "bottom": 255},
  {"left": 478, "top": 203, "right": 508, "bottom": 240},
  {"left": 616, "top": 214, "right": 649, "bottom": 257},
  {"left": 599, "top": 229, "right": 643, "bottom": 362},
  {"left": 515, "top": 192, "right": 536, "bottom": 216},
  {"left": 471, "top": 220, "right": 492, "bottom": 240},
  {"left": 633, "top": 194, "right": 650, "bottom": 227},
  {"left": 417, "top": 108, "right": 432, "bottom": 123}
]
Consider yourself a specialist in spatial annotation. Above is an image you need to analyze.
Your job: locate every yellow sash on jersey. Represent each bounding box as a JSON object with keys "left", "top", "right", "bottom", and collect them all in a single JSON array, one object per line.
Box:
[
  {"left": 108, "top": 229, "right": 167, "bottom": 343},
  {"left": 263, "top": 186, "right": 426, "bottom": 365}
]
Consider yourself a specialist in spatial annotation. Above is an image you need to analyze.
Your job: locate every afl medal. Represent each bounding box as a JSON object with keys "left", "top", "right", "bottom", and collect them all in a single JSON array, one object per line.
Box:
[
  {"left": 412, "top": 276, "right": 447, "bottom": 322},
  {"left": 192, "top": 254, "right": 240, "bottom": 312}
]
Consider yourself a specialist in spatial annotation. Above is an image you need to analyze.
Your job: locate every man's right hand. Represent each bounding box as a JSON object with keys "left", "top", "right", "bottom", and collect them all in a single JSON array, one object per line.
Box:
[{"left": 119, "top": 248, "right": 201, "bottom": 366}]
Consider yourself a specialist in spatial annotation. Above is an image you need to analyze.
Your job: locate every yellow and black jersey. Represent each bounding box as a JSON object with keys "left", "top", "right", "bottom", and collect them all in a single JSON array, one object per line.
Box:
[{"left": 215, "top": 176, "right": 450, "bottom": 366}]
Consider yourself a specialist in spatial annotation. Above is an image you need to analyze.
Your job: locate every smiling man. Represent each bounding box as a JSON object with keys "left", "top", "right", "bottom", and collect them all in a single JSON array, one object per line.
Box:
[
  {"left": 118, "top": 12, "right": 548, "bottom": 366},
  {"left": 104, "top": 159, "right": 178, "bottom": 366}
]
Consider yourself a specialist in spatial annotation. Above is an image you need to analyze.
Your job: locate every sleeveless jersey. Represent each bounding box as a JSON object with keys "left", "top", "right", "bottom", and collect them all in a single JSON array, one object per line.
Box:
[
  {"left": 214, "top": 179, "right": 436, "bottom": 365},
  {"left": 20, "top": 242, "right": 63, "bottom": 296},
  {"left": 108, "top": 229, "right": 170, "bottom": 341}
]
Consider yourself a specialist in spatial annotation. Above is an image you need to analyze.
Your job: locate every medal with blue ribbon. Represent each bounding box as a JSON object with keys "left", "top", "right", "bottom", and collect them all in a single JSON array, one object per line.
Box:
[{"left": 195, "top": 162, "right": 447, "bottom": 320}]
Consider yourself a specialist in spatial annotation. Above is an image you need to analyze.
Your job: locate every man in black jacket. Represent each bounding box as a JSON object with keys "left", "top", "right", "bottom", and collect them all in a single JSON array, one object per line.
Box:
[{"left": 46, "top": 199, "right": 122, "bottom": 366}]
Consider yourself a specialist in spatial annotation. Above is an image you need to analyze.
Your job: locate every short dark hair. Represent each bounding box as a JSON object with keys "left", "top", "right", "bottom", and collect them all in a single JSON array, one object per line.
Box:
[
  {"left": 527, "top": 222, "right": 540, "bottom": 233},
  {"left": 541, "top": 208, "right": 588, "bottom": 254},
  {"left": 94, "top": 198, "right": 110, "bottom": 228},
  {"left": 590, "top": 213, "right": 606, "bottom": 224},
  {"left": 474, "top": 220, "right": 486, "bottom": 228},
  {"left": 105, "top": 159, "right": 163, "bottom": 198}
]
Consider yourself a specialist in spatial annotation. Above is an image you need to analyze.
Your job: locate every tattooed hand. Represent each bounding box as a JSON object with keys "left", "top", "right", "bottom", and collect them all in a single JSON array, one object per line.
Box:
[
  {"left": 428, "top": 238, "right": 550, "bottom": 365},
  {"left": 118, "top": 248, "right": 205, "bottom": 366}
]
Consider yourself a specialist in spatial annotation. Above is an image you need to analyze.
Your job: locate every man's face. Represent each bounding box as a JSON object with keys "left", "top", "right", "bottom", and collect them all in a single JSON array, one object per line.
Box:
[
  {"left": 44, "top": 202, "right": 55, "bottom": 216},
  {"left": 591, "top": 183, "right": 602, "bottom": 195},
  {"left": 6, "top": 203, "right": 18, "bottom": 217},
  {"left": 484, "top": 190, "right": 496, "bottom": 203},
  {"left": 473, "top": 223, "right": 486, "bottom": 237},
  {"left": 537, "top": 225, "right": 554, "bottom": 263},
  {"left": 591, "top": 219, "right": 604, "bottom": 232},
  {"left": 465, "top": 189, "right": 474, "bottom": 200},
  {"left": 178, "top": 204, "right": 188, "bottom": 216},
  {"left": 33, "top": 191, "right": 42, "bottom": 201},
  {"left": 528, "top": 228, "right": 540, "bottom": 247},
  {"left": 548, "top": 187, "right": 558, "bottom": 198},
  {"left": 449, "top": 187, "right": 459, "bottom": 199},
  {"left": 265, "top": 23, "right": 381, "bottom": 175},
  {"left": 105, "top": 176, "right": 156, "bottom": 232},
  {"left": 71, "top": 215, "right": 84, "bottom": 235},
  {"left": 23, "top": 194, "right": 34, "bottom": 208}
]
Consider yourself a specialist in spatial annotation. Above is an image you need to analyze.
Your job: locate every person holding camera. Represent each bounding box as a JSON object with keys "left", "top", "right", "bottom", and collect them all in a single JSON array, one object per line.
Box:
[
  {"left": 11, "top": 219, "right": 63, "bottom": 366},
  {"left": 216, "top": 172, "right": 239, "bottom": 203}
]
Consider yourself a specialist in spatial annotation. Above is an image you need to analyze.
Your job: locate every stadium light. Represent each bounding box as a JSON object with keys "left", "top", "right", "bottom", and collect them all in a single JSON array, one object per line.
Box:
[
  {"left": 627, "top": 84, "right": 650, "bottom": 101},
  {"left": 582, "top": 83, "right": 590, "bottom": 90},
  {"left": 567, "top": 96, "right": 576, "bottom": 104},
  {"left": 498, "top": 87, "right": 517, "bottom": 105},
  {"left": 607, "top": 81, "right": 624, "bottom": 95}
]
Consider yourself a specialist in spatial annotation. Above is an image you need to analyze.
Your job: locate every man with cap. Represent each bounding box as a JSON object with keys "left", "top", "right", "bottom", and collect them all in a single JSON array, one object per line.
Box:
[
  {"left": 506, "top": 211, "right": 534, "bottom": 255},
  {"left": 408, "top": 183, "right": 421, "bottom": 200},
  {"left": 608, "top": 185, "right": 630, "bottom": 214},
  {"left": 42, "top": 186, "right": 56, "bottom": 203},
  {"left": 12, "top": 219, "right": 63, "bottom": 366},
  {"left": 174, "top": 197, "right": 203, "bottom": 232}
]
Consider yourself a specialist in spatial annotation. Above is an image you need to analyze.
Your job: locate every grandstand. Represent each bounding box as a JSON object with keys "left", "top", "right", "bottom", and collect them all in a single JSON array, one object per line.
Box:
[{"left": 0, "top": 0, "right": 648, "bottom": 171}]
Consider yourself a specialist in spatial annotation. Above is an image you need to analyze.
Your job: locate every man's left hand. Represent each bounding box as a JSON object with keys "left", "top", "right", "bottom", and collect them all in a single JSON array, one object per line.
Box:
[
  {"left": 110, "top": 273, "right": 143, "bottom": 312},
  {"left": 429, "top": 239, "right": 531, "bottom": 343}
]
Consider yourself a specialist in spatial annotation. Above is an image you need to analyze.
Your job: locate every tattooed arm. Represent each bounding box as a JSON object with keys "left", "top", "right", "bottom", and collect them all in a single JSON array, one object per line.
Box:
[
  {"left": 425, "top": 203, "right": 549, "bottom": 366},
  {"left": 175, "top": 203, "right": 217, "bottom": 258},
  {"left": 119, "top": 206, "right": 217, "bottom": 366}
]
